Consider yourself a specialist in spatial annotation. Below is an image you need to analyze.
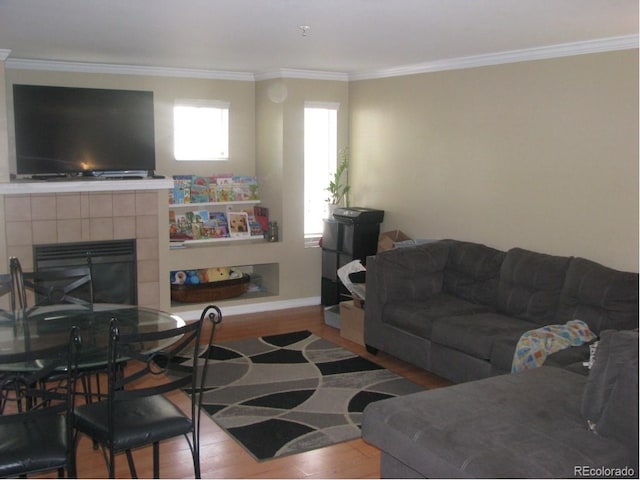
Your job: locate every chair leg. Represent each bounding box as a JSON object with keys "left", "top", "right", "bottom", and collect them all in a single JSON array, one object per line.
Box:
[
  {"left": 193, "top": 450, "right": 201, "bottom": 479},
  {"left": 153, "top": 442, "right": 160, "bottom": 479},
  {"left": 125, "top": 449, "right": 138, "bottom": 479},
  {"left": 191, "top": 432, "right": 201, "bottom": 479},
  {"left": 67, "top": 456, "right": 77, "bottom": 479},
  {"left": 108, "top": 448, "right": 116, "bottom": 479}
]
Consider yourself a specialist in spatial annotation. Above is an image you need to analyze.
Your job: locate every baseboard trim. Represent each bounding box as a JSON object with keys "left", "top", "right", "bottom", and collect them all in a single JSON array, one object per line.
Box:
[{"left": 177, "top": 296, "right": 321, "bottom": 321}]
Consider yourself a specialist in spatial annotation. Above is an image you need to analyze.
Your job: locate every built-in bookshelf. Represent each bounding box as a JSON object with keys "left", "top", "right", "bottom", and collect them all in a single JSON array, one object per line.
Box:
[{"left": 167, "top": 177, "right": 279, "bottom": 310}]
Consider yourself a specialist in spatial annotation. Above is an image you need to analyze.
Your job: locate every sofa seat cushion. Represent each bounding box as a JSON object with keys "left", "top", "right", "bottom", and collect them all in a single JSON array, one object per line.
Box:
[
  {"left": 362, "top": 367, "right": 632, "bottom": 479},
  {"left": 383, "top": 294, "right": 494, "bottom": 339},
  {"left": 431, "top": 312, "right": 538, "bottom": 361}
]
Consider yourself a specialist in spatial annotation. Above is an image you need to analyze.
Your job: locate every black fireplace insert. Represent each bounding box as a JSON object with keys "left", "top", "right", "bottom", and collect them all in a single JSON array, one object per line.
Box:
[{"left": 33, "top": 239, "right": 137, "bottom": 305}]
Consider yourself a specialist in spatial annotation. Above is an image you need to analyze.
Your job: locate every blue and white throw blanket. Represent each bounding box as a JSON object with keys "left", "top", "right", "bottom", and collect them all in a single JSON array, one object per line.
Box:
[{"left": 511, "top": 319, "right": 596, "bottom": 373}]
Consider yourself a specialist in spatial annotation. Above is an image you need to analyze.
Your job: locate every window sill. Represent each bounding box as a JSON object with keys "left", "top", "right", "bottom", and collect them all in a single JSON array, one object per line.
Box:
[{"left": 304, "top": 235, "right": 321, "bottom": 248}]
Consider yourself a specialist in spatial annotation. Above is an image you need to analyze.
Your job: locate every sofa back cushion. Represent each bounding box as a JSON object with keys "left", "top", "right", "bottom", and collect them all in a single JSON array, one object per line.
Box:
[
  {"left": 497, "top": 248, "right": 571, "bottom": 325},
  {"left": 556, "top": 257, "right": 639, "bottom": 334},
  {"left": 581, "top": 329, "right": 638, "bottom": 461},
  {"left": 376, "top": 240, "right": 449, "bottom": 303},
  {"left": 443, "top": 240, "right": 505, "bottom": 307}
]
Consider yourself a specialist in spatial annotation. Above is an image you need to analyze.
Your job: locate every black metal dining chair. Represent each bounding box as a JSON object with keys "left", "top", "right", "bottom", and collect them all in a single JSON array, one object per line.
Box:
[
  {"left": 0, "top": 257, "right": 24, "bottom": 320},
  {"left": 10, "top": 256, "right": 102, "bottom": 404},
  {"left": 0, "top": 326, "right": 82, "bottom": 478},
  {"left": 73, "top": 305, "right": 222, "bottom": 479},
  {"left": 0, "top": 271, "right": 17, "bottom": 323},
  {"left": 15, "top": 261, "right": 94, "bottom": 310}
]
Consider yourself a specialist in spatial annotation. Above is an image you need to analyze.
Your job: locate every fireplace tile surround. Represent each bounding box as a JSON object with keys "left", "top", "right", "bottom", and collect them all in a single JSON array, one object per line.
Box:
[{"left": 2, "top": 190, "right": 161, "bottom": 308}]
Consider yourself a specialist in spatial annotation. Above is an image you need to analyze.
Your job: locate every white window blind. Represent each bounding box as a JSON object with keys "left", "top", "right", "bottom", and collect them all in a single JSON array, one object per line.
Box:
[
  {"left": 174, "top": 99, "right": 230, "bottom": 161},
  {"left": 304, "top": 102, "right": 339, "bottom": 244}
]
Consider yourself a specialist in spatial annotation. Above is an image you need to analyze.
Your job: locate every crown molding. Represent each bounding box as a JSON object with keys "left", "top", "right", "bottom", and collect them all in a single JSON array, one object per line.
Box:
[
  {"left": 5, "top": 58, "right": 256, "bottom": 81},
  {"left": 4, "top": 57, "right": 349, "bottom": 81},
  {"left": 349, "top": 34, "right": 639, "bottom": 81},
  {"left": 255, "top": 69, "right": 349, "bottom": 82},
  {"left": 3, "top": 34, "right": 637, "bottom": 82}
]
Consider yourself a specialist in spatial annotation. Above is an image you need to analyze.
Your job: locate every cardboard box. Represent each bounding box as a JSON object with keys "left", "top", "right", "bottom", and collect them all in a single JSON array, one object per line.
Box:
[
  {"left": 340, "top": 300, "right": 364, "bottom": 346},
  {"left": 377, "top": 230, "right": 411, "bottom": 252},
  {"left": 324, "top": 305, "right": 340, "bottom": 329}
]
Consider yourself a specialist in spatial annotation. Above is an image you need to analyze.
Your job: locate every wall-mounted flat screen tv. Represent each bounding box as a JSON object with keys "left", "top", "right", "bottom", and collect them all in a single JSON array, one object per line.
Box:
[{"left": 13, "top": 84, "right": 156, "bottom": 177}]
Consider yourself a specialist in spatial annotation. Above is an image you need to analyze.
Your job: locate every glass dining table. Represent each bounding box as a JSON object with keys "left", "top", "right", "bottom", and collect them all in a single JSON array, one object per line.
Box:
[{"left": 0, "top": 303, "right": 186, "bottom": 371}]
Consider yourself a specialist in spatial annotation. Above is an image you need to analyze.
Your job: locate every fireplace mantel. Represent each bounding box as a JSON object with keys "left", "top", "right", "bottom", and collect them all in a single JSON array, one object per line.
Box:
[{"left": 0, "top": 178, "right": 173, "bottom": 195}]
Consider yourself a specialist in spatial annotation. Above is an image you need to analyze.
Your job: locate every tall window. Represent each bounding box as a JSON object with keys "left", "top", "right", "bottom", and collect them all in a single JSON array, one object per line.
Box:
[
  {"left": 304, "top": 102, "right": 338, "bottom": 241},
  {"left": 174, "top": 100, "right": 230, "bottom": 161}
]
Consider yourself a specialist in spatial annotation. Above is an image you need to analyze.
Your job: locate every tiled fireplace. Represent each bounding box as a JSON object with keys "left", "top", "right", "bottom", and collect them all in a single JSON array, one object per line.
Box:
[{"left": 2, "top": 190, "right": 161, "bottom": 308}]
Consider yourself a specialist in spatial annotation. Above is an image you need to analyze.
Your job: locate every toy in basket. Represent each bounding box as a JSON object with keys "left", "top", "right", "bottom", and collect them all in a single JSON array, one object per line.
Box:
[{"left": 170, "top": 267, "right": 250, "bottom": 303}]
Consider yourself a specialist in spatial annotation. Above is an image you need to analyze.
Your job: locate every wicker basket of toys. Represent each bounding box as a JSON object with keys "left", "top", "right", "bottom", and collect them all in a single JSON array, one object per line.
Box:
[{"left": 170, "top": 268, "right": 250, "bottom": 303}]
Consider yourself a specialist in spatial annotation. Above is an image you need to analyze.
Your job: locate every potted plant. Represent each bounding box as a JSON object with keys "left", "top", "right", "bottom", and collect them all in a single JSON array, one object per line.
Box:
[{"left": 325, "top": 147, "right": 351, "bottom": 216}]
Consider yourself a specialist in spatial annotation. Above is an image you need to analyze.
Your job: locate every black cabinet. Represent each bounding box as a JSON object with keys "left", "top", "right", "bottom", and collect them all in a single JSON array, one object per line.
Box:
[{"left": 321, "top": 208, "right": 384, "bottom": 306}]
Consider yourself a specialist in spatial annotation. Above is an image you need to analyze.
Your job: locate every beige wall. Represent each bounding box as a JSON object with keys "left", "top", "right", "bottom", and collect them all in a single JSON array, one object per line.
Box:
[
  {"left": 349, "top": 50, "right": 639, "bottom": 272},
  {"left": 0, "top": 60, "right": 7, "bottom": 271},
  {"left": 0, "top": 60, "right": 8, "bottom": 183}
]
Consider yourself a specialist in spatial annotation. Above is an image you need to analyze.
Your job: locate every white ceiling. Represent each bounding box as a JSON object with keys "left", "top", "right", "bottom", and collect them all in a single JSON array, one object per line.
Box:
[{"left": 0, "top": 0, "right": 637, "bottom": 79}]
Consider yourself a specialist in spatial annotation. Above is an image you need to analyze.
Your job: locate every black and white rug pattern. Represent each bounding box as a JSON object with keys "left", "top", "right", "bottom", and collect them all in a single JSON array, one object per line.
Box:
[{"left": 187, "top": 330, "right": 423, "bottom": 461}]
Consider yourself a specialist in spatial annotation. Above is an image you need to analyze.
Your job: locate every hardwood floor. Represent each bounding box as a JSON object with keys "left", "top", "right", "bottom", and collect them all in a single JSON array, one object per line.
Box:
[{"left": 71, "top": 305, "right": 451, "bottom": 479}]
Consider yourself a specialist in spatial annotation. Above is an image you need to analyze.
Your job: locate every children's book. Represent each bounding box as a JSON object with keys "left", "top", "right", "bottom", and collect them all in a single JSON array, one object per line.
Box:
[
  {"left": 254, "top": 206, "right": 269, "bottom": 233},
  {"left": 227, "top": 212, "right": 250, "bottom": 238},
  {"left": 214, "top": 174, "right": 234, "bottom": 185},
  {"left": 232, "top": 175, "right": 260, "bottom": 200},
  {"left": 247, "top": 214, "right": 264, "bottom": 237},
  {"left": 169, "top": 212, "right": 194, "bottom": 240},
  {"left": 190, "top": 177, "right": 210, "bottom": 203},
  {"left": 216, "top": 184, "right": 234, "bottom": 202},
  {"left": 172, "top": 175, "right": 192, "bottom": 204},
  {"left": 206, "top": 212, "right": 230, "bottom": 238},
  {"left": 194, "top": 210, "right": 210, "bottom": 223}
]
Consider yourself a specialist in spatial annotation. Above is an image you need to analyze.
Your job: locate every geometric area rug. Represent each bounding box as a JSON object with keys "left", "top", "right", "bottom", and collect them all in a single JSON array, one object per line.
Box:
[{"left": 185, "top": 330, "right": 424, "bottom": 461}]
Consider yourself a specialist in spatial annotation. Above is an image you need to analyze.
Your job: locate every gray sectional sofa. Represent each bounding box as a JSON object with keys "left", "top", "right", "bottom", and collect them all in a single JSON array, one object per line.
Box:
[
  {"left": 362, "top": 329, "right": 638, "bottom": 478},
  {"left": 364, "top": 239, "right": 638, "bottom": 383},
  {"left": 361, "top": 239, "right": 639, "bottom": 478}
]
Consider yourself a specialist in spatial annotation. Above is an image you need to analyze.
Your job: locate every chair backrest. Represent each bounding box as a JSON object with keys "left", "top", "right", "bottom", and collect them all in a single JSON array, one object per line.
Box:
[
  {"left": 0, "top": 272, "right": 12, "bottom": 298},
  {"left": 0, "top": 327, "right": 81, "bottom": 456},
  {"left": 106, "top": 305, "right": 222, "bottom": 442},
  {"left": 0, "top": 257, "right": 23, "bottom": 318},
  {"left": 192, "top": 305, "right": 222, "bottom": 440},
  {"left": 0, "top": 272, "right": 16, "bottom": 320},
  {"left": 12, "top": 256, "right": 94, "bottom": 309}
]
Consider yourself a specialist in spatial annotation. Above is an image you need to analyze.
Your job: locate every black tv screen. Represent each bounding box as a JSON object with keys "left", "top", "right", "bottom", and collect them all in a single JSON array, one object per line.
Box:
[{"left": 13, "top": 84, "right": 156, "bottom": 176}]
